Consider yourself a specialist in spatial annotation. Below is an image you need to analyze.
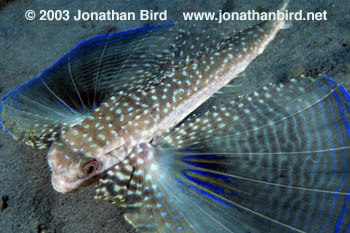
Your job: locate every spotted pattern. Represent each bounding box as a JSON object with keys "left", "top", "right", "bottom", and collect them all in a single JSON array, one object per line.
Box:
[
  {"left": 94, "top": 75, "right": 350, "bottom": 232},
  {"left": 44, "top": 16, "right": 289, "bottom": 174},
  {"left": 1, "top": 6, "right": 291, "bottom": 233},
  {"left": 96, "top": 143, "right": 191, "bottom": 232},
  {"left": 149, "top": 76, "right": 350, "bottom": 233}
]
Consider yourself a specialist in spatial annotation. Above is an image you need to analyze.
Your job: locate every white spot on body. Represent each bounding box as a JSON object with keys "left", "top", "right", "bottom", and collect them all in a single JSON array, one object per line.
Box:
[{"left": 98, "top": 134, "right": 106, "bottom": 141}]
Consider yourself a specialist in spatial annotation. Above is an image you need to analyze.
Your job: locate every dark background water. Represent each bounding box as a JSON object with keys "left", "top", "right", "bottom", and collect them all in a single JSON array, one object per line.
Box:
[{"left": 0, "top": 0, "right": 349, "bottom": 232}]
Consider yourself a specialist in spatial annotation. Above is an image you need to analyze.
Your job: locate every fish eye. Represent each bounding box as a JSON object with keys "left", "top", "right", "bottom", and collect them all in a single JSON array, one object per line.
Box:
[{"left": 82, "top": 159, "right": 98, "bottom": 176}]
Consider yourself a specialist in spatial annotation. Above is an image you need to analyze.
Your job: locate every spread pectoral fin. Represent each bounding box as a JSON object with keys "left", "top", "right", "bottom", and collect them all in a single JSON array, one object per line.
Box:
[
  {"left": 96, "top": 76, "right": 350, "bottom": 232},
  {"left": 95, "top": 143, "right": 197, "bottom": 232},
  {"left": 151, "top": 75, "right": 350, "bottom": 232},
  {"left": 0, "top": 24, "right": 177, "bottom": 148}
]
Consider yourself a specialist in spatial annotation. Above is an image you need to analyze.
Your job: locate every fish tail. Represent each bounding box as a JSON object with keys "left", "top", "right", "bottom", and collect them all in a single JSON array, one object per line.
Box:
[
  {"left": 278, "top": 0, "right": 292, "bottom": 29},
  {"left": 280, "top": 0, "right": 289, "bottom": 11}
]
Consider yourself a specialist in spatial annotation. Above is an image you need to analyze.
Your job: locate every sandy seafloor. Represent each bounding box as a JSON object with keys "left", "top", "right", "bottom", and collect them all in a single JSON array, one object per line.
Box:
[{"left": 0, "top": 0, "right": 349, "bottom": 232}]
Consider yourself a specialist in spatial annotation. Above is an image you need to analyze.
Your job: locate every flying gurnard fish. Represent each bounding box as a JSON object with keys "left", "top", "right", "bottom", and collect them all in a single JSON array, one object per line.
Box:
[{"left": 1, "top": 0, "right": 350, "bottom": 232}]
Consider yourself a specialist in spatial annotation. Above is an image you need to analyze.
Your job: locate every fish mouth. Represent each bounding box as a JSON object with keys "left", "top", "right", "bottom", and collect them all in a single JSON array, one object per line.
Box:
[
  {"left": 51, "top": 175, "right": 80, "bottom": 194},
  {"left": 51, "top": 172, "right": 107, "bottom": 194}
]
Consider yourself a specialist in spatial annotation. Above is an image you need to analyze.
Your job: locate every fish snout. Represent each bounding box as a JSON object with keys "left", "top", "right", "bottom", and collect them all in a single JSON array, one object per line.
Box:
[
  {"left": 47, "top": 144, "right": 81, "bottom": 193},
  {"left": 51, "top": 172, "right": 81, "bottom": 193}
]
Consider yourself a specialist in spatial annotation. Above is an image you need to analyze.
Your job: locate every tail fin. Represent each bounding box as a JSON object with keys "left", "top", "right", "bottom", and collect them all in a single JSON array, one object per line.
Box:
[
  {"left": 277, "top": 0, "right": 292, "bottom": 29},
  {"left": 280, "top": 0, "right": 289, "bottom": 11}
]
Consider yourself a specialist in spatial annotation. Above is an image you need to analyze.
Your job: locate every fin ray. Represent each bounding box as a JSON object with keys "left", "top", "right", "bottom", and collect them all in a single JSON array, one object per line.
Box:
[
  {"left": 148, "top": 75, "right": 350, "bottom": 232},
  {"left": 0, "top": 24, "right": 178, "bottom": 147}
]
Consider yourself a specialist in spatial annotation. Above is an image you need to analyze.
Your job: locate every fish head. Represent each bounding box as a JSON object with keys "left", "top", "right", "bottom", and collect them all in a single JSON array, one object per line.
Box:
[{"left": 47, "top": 126, "right": 127, "bottom": 193}]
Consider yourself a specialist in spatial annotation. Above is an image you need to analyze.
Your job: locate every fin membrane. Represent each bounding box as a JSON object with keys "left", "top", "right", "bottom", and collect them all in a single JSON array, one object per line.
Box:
[
  {"left": 1, "top": 22, "right": 240, "bottom": 148},
  {"left": 98, "top": 75, "right": 350, "bottom": 232},
  {"left": 0, "top": 24, "right": 179, "bottom": 147}
]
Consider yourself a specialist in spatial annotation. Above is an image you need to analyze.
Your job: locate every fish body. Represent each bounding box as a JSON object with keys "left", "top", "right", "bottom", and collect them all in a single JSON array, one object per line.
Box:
[
  {"left": 40, "top": 12, "right": 289, "bottom": 193},
  {"left": 10, "top": 1, "right": 349, "bottom": 232}
]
